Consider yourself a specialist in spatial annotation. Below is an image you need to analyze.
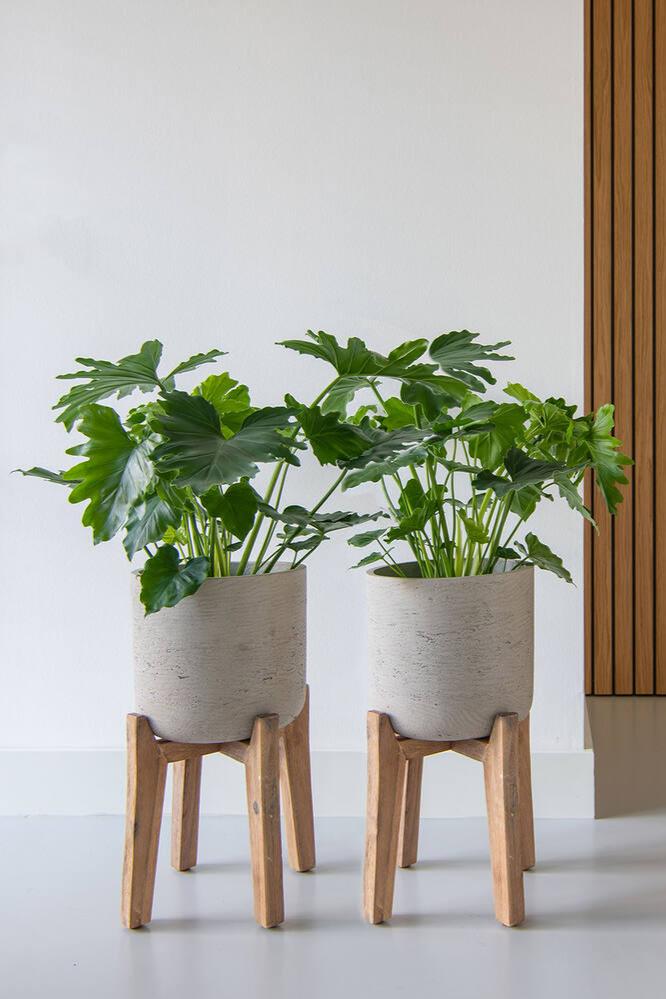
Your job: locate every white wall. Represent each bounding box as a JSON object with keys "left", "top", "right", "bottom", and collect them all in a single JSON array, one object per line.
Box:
[{"left": 0, "top": 1, "right": 586, "bottom": 810}]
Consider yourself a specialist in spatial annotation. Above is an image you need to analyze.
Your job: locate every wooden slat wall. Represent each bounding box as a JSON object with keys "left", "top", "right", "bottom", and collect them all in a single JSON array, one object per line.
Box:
[{"left": 585, "top": 0, "right": 666, "bottom": 694}]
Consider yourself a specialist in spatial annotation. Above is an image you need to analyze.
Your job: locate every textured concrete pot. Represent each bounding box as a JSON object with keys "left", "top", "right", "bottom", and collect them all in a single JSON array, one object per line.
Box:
[
  {"left": 132, "top": 564, "right": 306, "bottom": 743},
  {"left": 367, "top": 563, "right": 534, "bottom": 741}
]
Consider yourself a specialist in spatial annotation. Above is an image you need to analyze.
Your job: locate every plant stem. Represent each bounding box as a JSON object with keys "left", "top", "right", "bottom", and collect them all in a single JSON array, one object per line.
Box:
[{"left": 260, "top": 469, "right": 348, "bottom": 573}]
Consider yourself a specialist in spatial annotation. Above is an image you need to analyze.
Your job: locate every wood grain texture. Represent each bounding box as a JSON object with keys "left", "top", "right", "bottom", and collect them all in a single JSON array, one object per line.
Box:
[
  {"left": 584, "top": 0, "right": 594, "bottom": 696},
  {"left": 244, "top": 714, "right": 284, "bottom": 928},
  {"left": 613, "top": 0, "right": 635, "bottom": 693},
  {"left": 483, "top": 714, "right": 525, "bottom": 927},
  {"left": 121, "top": 714, "right": 167, "bottom": 929},
  {"left": 586, "top": 0, "right": 664, "bottom": 696},
  {"left": 363, "top": 712, "right": 405, "bottom": 924},
  {"left": 518, "top": 715, "right": 536, "bottom": 871},
  {"left": 279, "top": 687, "right": 316, "bottom": 873},
  {"left": 634, "top": 0, "right": 655, "bottom": 693},
  {"left": 365, "top": 714, "right": 534, "bottom": 925},
  {"left": 171, "top": 756, "right": 202, "bottom": 872},
  {"left": 592, "top": 0, "right": 614, "bottom": 694},
  {"left": 397, "top": 756, "right": 423, "bottom": 869},
  {"left": 656, "top": 0, "right": 666, "bottom": 693}
]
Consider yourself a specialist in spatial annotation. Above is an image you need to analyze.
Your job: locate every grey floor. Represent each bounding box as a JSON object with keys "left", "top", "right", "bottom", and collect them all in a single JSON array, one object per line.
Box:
[{"left": 2, "top": 814, "right": 665, "bottom": 999}]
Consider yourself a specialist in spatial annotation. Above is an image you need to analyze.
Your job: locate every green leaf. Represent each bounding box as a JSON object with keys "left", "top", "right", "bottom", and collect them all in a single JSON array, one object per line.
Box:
[
  {"left": 351, "top": 550, "right": 386, "bottom": 569},
  {"left": 504, "top": 382, "right": 540, "bottom": 403},
  {"left": 320, "top": 376, "right": 365, "bottom": 415},
  {"left": 469, "top": 403, "right": 526, "bottom": 469},
  {"left": 381, "top": 397, "right": 417, "bottom": 431},
  {"left": 139, "top": 545, "right": 210, "bottom": 614},
  {"left": 166, "top": 348, "right": 226, "bottom": 380},
  {"left": 553, "top": 472, "right": 596, "bottom": 527},
  {"left": 193, "top": 372, "right": 253, "bottom": 432},
  {"left": 151, "top": 392, "right": 298, "bottom": 491},
  {"left": 202, "top": 481, "right": 258, "bottom": 540},
  {"left": 258, "top": 503, "right": 385, "bottom": 535},
  {"left": 342, "top": 447, "right": 429, "bottom": 488},
  {"left": 496, "top": 546, "right": 519, "bottom": 560},
  {"left": 397, "top": 479, "right": 429, "bottom": 519},
  {"left": 510, "top": 484, "right": 542, "bottom": 519},
  {"left": 399, "top": 377, "right": 467, "bottom": 419},
  {"left": 342, "top": 424, "right": 428, "bottom": 469},
  {"left": 14, "top": 466, "right": 75, "bottom": 486},
  {"left": 515, "top": 533, "right": 573, "bottom": 583},
  {"left": 348, "top": 528, "right": 387, "bottom": 548},
  {"left": 277, "top": 533, "right": 328, "bottom": 553},
  {"left": 54, "top": 340, "right": 164, "bottom": 430},
  {"left": 163, "top": 524, "right": 188, "bottom": 546},
  {"left": 279, "top": 331, "right": 428, "bottom": 378},
  {"left": 64, "top": 405, "right": 153, "bottom": 543},
  {"left": 349, "top": 404, "right": 378, "bottom": 425},
  {"left": 294, "top": 404, "right": 370, "bottom": 465},
  {"left": 429, "top": 330, "right": 513, "bottom": 391},
  {"left": 123, "top": 494, "right": 180, "bottom": 558},
  {"left": 459, "top": 512, "right": 489, "bottom": 544},
  {"left": 581, "top": 404, "right": 631, "bottom": 514},
  {"left": 475, "top": 447, "right": 566, "bottom": 497},
  {"left": 504, "top": 447, "right": 565, "bottom": 485}
]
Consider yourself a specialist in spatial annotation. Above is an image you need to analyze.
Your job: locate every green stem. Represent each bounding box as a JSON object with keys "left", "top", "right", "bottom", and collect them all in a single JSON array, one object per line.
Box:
[{"left": 260, "top": 470, "right": 348, "bottom": 573}]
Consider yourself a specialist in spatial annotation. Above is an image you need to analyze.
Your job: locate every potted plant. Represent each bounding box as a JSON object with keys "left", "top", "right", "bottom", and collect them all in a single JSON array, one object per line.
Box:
[
  {"left": 18, "top": 340, "right": 387, "bottom": 743},
  {"left": 282, "top": 329, "right": 630, "bottom": 740}
]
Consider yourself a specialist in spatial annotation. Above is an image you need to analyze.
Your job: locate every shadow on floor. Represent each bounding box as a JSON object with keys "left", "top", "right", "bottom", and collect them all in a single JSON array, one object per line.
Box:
[{"left": 587, "top": 696, "right": 666, "bottom": 817}]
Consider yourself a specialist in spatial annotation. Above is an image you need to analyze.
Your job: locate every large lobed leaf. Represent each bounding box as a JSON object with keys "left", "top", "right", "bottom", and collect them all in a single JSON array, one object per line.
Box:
[
  {"left": 54, "top": 340, "right": 225, "bottom": 430},
  {"left": 474, "top": 447, "right": 567, "bottom": 497},
  {"left": 193, "top": 372, "right": 253, "bottom": 433},
  {"left": 201, "top": 481, "right": 258, "bottom": 540},
  {"left": 279, "top": 330, "right": 429, "bottom": 378},
  {"left": 64, "top": 405, "right": 154, "bottom": 543},
  {"left": 123, "top": 493, "right": 180, "bottom": 558},
  {"left": 257, "top": 503, "right": 386, "bottom": 536},
  {"left": 151, "top": 392, "right": 300, "bottom": 491},
  {"left": 429, "top": 330, "right": 513, "bottom": 391},
  {"left": 14, "top": 466, "right": 76, "bottom": 486},
  {"left": 515, "top": 533, "right": 573, "bottom": 584},
  {"left": 139, "top": 545, "right": 209, "bottom": 614},
  {"left": 580, "top": 404, "right": 631, "bottom": 514},
  {"left": 293, "top": 403, "right": 372, "bottom": 464}
]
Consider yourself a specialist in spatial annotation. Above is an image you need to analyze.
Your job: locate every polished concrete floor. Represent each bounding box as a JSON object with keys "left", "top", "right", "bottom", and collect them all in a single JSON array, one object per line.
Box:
[{"left": 1, "top": 813, "right": 664, "bottom": 998}]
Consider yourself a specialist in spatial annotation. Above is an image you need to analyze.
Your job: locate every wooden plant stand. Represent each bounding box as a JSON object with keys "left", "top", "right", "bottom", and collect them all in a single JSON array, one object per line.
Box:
[
  {"left": 363, "top": 711, "right": 535, "bottom": 927},
  {"left": 121, "top": 687, "right": 315, "bottom": 930}
]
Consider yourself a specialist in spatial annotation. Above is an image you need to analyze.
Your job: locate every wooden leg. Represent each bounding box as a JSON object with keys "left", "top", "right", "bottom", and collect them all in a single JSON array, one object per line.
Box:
[
  {"left": 245, "top": 714, "right": 284, "bottom": 928},
  {"left": 483, "top": 713, "right": 525, "bottom": 927},
  {"left": 279, "top": 687, "right": 316, "bottom": 872},
  {"left": 121, "top": 715, "right": 167, "bottom": 929},
  {"left": 363, "top": 712, "right": 406, "bottom": 924},
  {"left": 518, "top": 714, "right": 536, "bottom": 871},
  {"left": 171, "top": 756, "right": 202, "bottom": 872},
  {"left": 397, "top": 756, "right": 423, "bottom": 868}
]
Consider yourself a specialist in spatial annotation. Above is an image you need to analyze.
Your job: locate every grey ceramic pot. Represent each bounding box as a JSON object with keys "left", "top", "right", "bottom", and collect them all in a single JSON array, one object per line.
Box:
[
  {"left": 367, "top": 563, "right": 534, "bottom": 741},
  {"left": 132, "top": 563, "right": 306, "bottom": 743}
]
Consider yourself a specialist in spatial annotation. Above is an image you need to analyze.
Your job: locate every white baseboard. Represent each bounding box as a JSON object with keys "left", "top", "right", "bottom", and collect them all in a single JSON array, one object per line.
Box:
[{"left": 0, "top": 748, "right": 595, "bottom": 818}]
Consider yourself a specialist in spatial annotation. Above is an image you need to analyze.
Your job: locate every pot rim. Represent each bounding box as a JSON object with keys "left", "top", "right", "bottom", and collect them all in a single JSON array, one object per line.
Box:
[
  {"left": 132, "top": 561, "right": 304, "bottom": 583},
  {"left": 131, "top": 562, "right": 307, "bottom": 592},
  {"left": 366, "top": 561, "right": 534, "bottom": 584}
]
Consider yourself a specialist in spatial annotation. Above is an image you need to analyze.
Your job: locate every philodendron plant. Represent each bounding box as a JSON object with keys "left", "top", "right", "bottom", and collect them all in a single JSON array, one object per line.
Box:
[
  {"left": 281, "top": 329, "right": 631, "bottom": 581},
  {"left": 18, "top": 340, "right": 391, "bottom": 613}
]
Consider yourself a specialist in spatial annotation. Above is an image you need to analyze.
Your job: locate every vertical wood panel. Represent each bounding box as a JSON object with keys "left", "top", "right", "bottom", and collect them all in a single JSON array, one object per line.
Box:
[
  {"left": 613, "top": 0, "right": 634, "bottom": 693},
  {"left": 586, "top": 0, "right": 663, "bottom": 696},
  {"left": 656, "top": 0, "right": 666, "bottom": 693},
  {"left": 633, "top": 0, "right": 655, "bottom": 694},
  {"left": 584, "top": 0, "right": 594, "bottom": 696},
  {"left": 592, "top": 0, "right": 615, "bottom": 694}
]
